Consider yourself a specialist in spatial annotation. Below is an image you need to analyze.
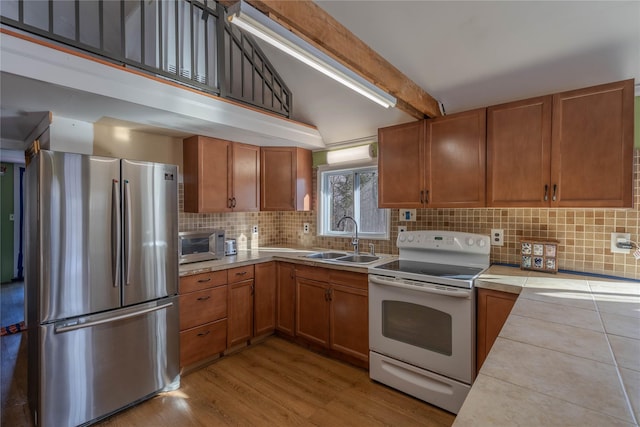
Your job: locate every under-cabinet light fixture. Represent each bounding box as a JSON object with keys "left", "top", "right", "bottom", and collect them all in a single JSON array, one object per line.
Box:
[
  {"left": 326, "top": 144, "right": 374, "bottom": 164},
  {"left": 226, "top": 1, "right": 397, "bottom": 108}
]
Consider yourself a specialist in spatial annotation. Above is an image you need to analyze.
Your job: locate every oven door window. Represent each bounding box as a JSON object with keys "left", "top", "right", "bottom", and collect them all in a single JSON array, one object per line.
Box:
[
  {"left": 382, "top": 300, "right": 452, "bottom": 356},
  {"left": 182, "top": 237, "right": 210, "bottom": 255}
]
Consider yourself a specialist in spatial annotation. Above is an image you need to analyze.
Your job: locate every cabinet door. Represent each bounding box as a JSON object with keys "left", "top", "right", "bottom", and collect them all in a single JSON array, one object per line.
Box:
[
  {"left": 551, "top": 79, "right": 633, "bottom": 207},
  {"left": 183, "top": 136, "right": 232, "bottom": 213},
  {"left": 232, "top": 142, "right": 260, "bottom": 212},
  {"left": 276, "top": 262, "right": 296, "bottom": 337},
  {"left": 254, "top": 262, "right": 276, "bottom": 336},
  {"left": 179, "top": 285, "right": 227, "bottom": 330},
  {"left": 296, "top": 277, "right": 329, "bottom": 347},
  {"left": 180, "top": 319, "right": 227, "bottom": 368},
  {"left": 476, "top": 288, "right": 517, "bottom": 373},
  {"left": 329, "top": 284, "right": 368, "bottom": 362},
  {"left": 426, "top": 108, "right": 486, "bottom": 207},
  {"left": 378, "top": 121, "right": 425, "bottom": 208},
  {"left": 227, "top": 280, "right": 254, "bottom": 347},
  {"left": 260, "top": 147, "right": 312, "bottom": 211},
  {"left": 487, "top": 96, "right": 552, "bottom": 207}
]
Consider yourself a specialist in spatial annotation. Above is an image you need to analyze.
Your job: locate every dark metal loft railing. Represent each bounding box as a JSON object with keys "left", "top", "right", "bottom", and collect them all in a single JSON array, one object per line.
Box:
[{"left": 0, "top": 0, "right": 291, "bottom": 118}]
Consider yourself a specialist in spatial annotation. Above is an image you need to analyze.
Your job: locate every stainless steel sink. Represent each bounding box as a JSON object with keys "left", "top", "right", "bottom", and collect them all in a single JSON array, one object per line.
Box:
[
  {"left": 305, "top": 252, "right": 347, "bottom": 259},
  {"left": 335, "top": 254, "right": 380, "bottom": 264}
]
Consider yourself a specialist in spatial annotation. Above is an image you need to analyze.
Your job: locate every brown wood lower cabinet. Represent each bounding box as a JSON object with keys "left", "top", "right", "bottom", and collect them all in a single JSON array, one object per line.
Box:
[
  {"left": 295, "top": 265, "right": 368, "bottom": 366},
  {"left": 227, "top": 265, "right": 255, "bottom": 348},
  {"left": 180, "top": 319, "right": 227, "bottom": 367},
  {"left": 476, "top": 288, "right": 518, "bottom": 373},
  {"left": 276, "top": 262, "right": 296, "bottom": 337},
  {"left": 254, "top": 262, "right": 277, "bottom": 336},
  {"left": 178, "top": 271, "right": 228, "bottom": 368}
]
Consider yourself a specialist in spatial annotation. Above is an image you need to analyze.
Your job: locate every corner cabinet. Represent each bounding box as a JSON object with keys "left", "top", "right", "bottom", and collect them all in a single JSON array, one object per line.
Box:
[
  {"left": 378, "top": 109, "right": 486, "bottom": 208},
  {"left": 254, "top": 262, "right": 277, "bottom": 337},
  {"left": 260, "top": 147, "right": 312, "bottom": 211},
  {"left": 487, "top": 79, "right": 633, "bottom": 208},
  {"left": 183, "top": 136, "right": 260, "bottom": 213}
]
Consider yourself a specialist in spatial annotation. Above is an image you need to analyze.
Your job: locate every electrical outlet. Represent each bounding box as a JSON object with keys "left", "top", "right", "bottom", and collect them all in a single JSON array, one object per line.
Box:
[
  {"left": 491, "top": 229, "right": 504, "bottom": 246},
  {"left": 252, "top": 225, "right": 258, "bottom": 234},
  {"left": 611, "top": 232, "right": 631, "bottom": 254},
  {"left": 398, "top": 226, "right": 406, "bottom": 233},
  {"left": 399, "top": 209, "right": 416, "bottom": 222},
  {"left": 303, "top": 223, "right": 310, "bottom": 234}
]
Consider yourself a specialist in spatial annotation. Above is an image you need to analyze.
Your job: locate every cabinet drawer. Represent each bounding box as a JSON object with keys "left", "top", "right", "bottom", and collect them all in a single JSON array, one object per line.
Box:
[
  {"left": 295, "top": 264, "right": 329, "bottom": 282},
  {"left": 180, "top": 319, "right": 227, "bottom": 367},
  {"left": 180, "top": 270, "right": 227, "bottom": 294},
  {"left": 329, "top": 269, "right": 367, "bottom": 290},
  {"left": 227, "top": 265, "right": 254, "bottom": 284},
  {"left": 179, "top": 286, "right": 227, "bottom": 330}
]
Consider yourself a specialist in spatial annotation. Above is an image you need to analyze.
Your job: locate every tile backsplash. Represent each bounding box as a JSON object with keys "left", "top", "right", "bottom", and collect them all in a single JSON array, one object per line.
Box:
[{"left": 180, "top": 149, "right": 640, "bottom": 280}]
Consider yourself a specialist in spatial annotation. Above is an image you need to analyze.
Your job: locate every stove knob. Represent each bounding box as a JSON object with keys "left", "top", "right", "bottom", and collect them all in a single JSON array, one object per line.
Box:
[
  {"left": 407, "top": 235, "right": 415, "bottom": 242},
  {"left": 477, "top": 239, "right": 487, "bottom": 248},
  {"left": 466, "top": 237, "right": 475, "bottom": 246},
  {"left": 399, "top": 234, "right": 407, "bottom": 242}
]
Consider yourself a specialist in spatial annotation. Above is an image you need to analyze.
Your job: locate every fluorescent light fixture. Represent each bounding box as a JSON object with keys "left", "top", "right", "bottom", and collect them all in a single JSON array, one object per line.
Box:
[
  {"left": 326, "top": 144, "right": 374, "bottom": 164},
  {"left": 226, "top": 1, "right": 396, "bottom": 108}
]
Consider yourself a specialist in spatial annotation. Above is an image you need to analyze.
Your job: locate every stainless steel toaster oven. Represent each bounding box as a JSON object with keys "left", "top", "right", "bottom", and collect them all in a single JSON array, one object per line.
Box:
[{"left": 178, "top": 229, "right": 225, "bottom": 264}]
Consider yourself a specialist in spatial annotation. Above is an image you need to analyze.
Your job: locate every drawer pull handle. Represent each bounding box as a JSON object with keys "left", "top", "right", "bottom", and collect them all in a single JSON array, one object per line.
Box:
[
  {"left": 197, "top": 278, "right": 211, "bottom": 283},
  {"left": 236, "top": 271, "right": 248, "bottom": 276},
  {"left": 197, "top": 330, "right": 210, "bottom": 337},
  {"left": 197, "top": 296, "right": 211, "bottom": 301}
]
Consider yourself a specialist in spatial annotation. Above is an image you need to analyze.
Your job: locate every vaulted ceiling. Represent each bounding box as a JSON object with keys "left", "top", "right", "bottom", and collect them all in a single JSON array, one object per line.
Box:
[{"left": 1, "top": 1, "right": 639, "bottom": 150}]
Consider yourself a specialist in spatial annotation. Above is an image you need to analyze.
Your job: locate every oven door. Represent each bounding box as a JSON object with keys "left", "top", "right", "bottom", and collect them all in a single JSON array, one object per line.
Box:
[{"left": 368, "top": 274, "right": 475, "bottom": 384}]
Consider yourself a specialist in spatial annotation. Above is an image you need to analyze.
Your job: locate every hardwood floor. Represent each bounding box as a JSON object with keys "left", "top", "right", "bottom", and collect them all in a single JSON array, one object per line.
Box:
[{"left": 2, "top": 336, "right": 455, "bottom": 426}]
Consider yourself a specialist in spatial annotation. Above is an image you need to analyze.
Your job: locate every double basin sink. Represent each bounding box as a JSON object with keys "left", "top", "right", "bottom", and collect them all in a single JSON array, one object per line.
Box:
[{"left": 304, "top": 251, "right": 379, "bottom": 264}]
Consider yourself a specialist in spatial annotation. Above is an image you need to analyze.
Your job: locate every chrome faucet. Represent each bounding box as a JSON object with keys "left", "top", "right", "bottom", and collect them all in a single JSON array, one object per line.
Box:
[{"left": 337, "top": 216, "right": 359, "bottom": 255}]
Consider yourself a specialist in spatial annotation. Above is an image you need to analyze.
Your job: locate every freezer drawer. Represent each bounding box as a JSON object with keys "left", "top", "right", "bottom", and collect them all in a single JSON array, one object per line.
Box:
[{"left": 34, "top": 297, "right": 180, "bottom": 427}]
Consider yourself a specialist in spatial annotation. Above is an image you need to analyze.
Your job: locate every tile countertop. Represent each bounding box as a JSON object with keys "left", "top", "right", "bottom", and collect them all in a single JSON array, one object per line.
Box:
[
  {"left": 181, "top": 253, "right": 639, "bottom": 426},
  {"left": 457, "top": 265, "right": 640, "bottom": 426}
]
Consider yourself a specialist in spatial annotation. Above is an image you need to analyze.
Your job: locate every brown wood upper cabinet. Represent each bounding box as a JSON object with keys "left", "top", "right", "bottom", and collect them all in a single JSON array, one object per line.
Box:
[
  {"left": 183, "top": 135, "right": 260, "bottom": 213},
  {"left": 487, "top": 79, "right": 634, "bottom": 208},
  {"left": 551, "top": 79, "right": 633, "bottom": 207},
  {"left": 260, "top": 147, "right": 312, "bottom": 211},
  {"left": 487, "top": 96, "right": 552, "bottom": 207},
  {"left": 378, "top": 109, "right": 486, "bottom": 208}
]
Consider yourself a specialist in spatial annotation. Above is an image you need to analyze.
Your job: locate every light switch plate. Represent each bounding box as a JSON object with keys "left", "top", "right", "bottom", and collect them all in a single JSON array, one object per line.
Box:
[
  {"left": 252, "top": 225, "right": 258, "bottom": 234},
  {"left": 303, "top": 223, "right": 310, "bottom": 234},
  {"left": 399, "top": 209, "right": 416, "bottom": 222}
]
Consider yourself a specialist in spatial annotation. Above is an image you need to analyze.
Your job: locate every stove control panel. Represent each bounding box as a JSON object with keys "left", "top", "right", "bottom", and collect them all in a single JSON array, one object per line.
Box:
[{"left": 397, "top": 230, "right": 490, "bottom": 255}]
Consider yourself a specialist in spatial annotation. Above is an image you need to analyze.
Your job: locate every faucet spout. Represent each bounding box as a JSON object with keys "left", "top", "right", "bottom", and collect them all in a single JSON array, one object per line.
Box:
[{"left": 337, "top": 216, "right": 359, "bottom": 255}]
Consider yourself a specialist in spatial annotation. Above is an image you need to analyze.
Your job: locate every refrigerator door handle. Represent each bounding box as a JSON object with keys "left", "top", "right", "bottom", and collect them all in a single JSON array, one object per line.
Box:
[
  {"left": 124, "top": 179, "right": 132, "bottom": 286},
  {"left": 112, "top": 179, "right": 121, "bottom": 288},
  {"left": 55, "top": 302, "right": 174, "bottom": 333}
]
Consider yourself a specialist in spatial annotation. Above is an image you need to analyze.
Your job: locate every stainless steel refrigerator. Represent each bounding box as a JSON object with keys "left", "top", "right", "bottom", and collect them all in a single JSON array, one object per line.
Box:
[{"left": 26, "top": 150, "right": 180, "bottom": 427}]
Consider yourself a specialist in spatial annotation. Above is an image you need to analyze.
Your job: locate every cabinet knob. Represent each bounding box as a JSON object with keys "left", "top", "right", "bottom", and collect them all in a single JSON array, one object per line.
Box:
[
  {"left": 544, "top": 185, "right": 548, "bottom": 201},
  {"left": 196, "top": 296, "right": 211, "bottom": 301},
  {"left": 197, "top": 330, "right": 210, "bottom": 337},
  {"left": 420, "top": 190, "right": 424, "bottom": 204},
  {"left": 552, "top": 184, "right": 557, "bottom": 202},
  {"left": 197, "top": 278, "right": 211, "bottom": 283}
]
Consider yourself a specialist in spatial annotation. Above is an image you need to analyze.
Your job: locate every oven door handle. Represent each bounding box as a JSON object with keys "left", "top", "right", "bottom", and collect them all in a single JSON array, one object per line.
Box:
[{"left": 369, "top": 275, "right": 471, "bottom": 298}]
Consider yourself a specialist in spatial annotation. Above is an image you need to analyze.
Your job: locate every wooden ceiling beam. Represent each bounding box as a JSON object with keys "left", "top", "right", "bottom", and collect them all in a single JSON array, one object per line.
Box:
[{"left": 221, "top": 0, "right": 441, "bottom": 119}]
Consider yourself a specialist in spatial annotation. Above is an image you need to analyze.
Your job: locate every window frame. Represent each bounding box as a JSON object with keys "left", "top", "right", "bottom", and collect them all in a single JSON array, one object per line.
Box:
[{"left": 317, "top": 161, "right": 390, "bottom": 240}]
